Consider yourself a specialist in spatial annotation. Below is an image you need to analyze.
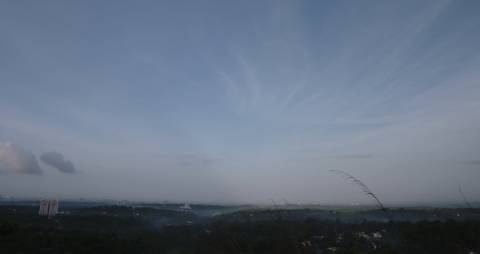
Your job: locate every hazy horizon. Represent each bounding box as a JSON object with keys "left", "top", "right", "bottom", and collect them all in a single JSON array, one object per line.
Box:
[{"left": 1, "top": 0, "right": 480, "bottom": 205}]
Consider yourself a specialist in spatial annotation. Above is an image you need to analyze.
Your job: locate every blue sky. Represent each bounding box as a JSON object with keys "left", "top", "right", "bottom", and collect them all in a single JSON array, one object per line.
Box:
[{"left": 1, "top": 0, "right": 479, "bottom": 204}]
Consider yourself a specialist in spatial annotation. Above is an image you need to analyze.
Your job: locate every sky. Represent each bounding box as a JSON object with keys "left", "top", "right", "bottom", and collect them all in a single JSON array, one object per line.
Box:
[{"left": 0, "top": 0, "right": 479, "bottom": 205}]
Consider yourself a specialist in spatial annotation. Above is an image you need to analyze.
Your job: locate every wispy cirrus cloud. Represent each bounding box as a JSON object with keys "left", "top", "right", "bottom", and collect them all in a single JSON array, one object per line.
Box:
[{"left": 1, "top": 0, "right": 480, "bottom": 203}]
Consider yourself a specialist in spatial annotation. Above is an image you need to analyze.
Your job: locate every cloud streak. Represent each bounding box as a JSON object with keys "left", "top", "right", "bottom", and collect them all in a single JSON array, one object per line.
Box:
[{"left": 463, "top": 160, "right": 480, "bottom": 166}]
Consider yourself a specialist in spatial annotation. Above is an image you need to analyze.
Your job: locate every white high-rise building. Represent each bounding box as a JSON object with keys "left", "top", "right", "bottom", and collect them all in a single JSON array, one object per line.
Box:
[
  {"left": 39, "top": 199, "right": 49, "bottom": 216},
  {"left": 48, "top": 199, "right": 59, "bottom": 217},
  {"left": 39, "top": 199, "right": 59, "bottom": 217},
  {"left": 180, "top": 203, "right": 191, "bottom": 211}
]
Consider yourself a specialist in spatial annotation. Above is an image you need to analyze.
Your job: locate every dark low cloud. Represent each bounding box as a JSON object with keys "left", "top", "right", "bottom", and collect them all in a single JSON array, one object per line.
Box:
[
  {"left": 0, "top": 142, "right": 43, "bottom": 175},
  {"left": 40, "top": 151, "right": 76, "bottom": 174}
]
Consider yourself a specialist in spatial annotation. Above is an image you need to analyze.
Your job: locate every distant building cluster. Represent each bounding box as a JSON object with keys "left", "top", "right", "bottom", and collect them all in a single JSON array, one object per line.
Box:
[{"left": 39, "top": 199, "right": 59, "bottom": 217}]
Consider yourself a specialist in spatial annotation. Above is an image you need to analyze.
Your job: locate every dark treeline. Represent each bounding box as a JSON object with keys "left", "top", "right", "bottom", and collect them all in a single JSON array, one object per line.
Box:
[{"left": 1, "top": 205, "right": 480, "bottom": 253}]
